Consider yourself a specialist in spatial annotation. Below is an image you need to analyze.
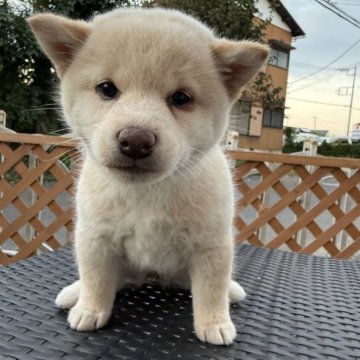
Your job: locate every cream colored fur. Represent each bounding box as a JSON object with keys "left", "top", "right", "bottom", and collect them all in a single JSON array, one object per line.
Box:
[{"left": 28, "top": 8, "right": 268, "bottom": 345}]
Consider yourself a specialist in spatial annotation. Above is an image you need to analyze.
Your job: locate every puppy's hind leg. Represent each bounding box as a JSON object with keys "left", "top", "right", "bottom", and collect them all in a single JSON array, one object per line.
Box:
[
  {"left": 55, "top": 275, "right": 127, "bottom": 310},
  {"left": 56, "top": 280, "right": 80, "bottom": 310},
  {"left": 229, "top": 280, "right": 246, "bottom": 303}
]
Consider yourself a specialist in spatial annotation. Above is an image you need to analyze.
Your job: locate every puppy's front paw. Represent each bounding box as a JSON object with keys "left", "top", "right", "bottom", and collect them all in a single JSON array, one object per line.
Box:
[
  {"left": 195, "top": 320, "right": 236, "bottom": 345},
  {"left": 68, "top": 303, "right": 111, "bottom": 331},
  {"left": 55, "top": 280, "right": 80, "bottom": 310}
]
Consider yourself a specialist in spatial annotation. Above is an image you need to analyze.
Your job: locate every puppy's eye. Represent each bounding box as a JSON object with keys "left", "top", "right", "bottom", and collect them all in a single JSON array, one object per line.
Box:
[
  {"left": 170, "top": 91, "right": 193, "bottom": 107},
  {"left": 96, "top": 81, "right": 119, "bottom": 100}
]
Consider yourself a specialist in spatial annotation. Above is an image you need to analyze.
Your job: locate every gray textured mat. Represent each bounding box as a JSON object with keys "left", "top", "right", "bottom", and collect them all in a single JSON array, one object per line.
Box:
[{"left": 1, "top": 245, "right": 360, "bottom": 360}]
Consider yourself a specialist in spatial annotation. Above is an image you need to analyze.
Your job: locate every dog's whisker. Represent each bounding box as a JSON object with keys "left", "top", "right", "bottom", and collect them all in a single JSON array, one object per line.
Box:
[
  {"left": 24, "top": 107, "right": 61, "bottom": 112},
  {"left": 46, "top": 127, "right": 73, "bottom": 135},
  {"left": 43, "top": 146, "right": 81, "bottom": 162}
]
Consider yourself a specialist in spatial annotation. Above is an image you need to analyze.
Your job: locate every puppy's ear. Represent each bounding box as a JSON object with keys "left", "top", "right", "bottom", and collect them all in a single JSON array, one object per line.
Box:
[
  {"left": 27, "top": 13, "right": 91, "bottom": 78},
  {"left": 212, "top": 40, "right": 269, "bottom": 101}
]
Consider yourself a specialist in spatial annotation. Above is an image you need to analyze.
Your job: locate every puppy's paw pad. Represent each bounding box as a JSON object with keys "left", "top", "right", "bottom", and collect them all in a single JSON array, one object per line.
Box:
[
  {"left": 229, "top": 280, "right": 246, "bottom": 303},
  {"left": 68, "top": 304, "right": 111, "bottom": 331},
  {"left": 55, "top": 281, "right": 80, "bottom": 310},
  {"left": 196, "top": 321, "right": 236, "bottom": 345}
]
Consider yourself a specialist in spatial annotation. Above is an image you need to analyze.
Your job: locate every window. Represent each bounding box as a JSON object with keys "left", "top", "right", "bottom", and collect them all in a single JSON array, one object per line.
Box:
[
  {"left": 229, "top": 101, "right": 251, "bottom": 135},
  {"left": 263, "top": 109, "right": 284, "bottom": 129},
  {"left": 268, "top": 48, "right": 289, "bottom": 69}
]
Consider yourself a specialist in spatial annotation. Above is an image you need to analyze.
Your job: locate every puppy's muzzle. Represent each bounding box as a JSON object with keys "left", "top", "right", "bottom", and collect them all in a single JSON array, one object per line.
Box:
[{"left": 118, "top": 127, "right": 156, "bottom": 159}]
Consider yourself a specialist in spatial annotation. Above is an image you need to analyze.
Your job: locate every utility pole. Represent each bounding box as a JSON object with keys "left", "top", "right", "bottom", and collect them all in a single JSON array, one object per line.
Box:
[
  {"left": 313, "top": 116, "right": 317, "bottom": 130},
  {"left": 348, "top": 65, "right": 357, "bottom": 137},
  {"left": 336, "top": 65, "right": 357, "bottom": 137}
]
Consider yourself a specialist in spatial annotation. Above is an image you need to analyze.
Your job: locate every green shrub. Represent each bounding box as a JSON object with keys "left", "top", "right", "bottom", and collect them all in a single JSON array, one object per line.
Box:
[
  {"left": 283, "top": 142, "right": 303, "bottom": 154},
  {"left": 318, "top": 143, "right": 360, "bottom": 159}
]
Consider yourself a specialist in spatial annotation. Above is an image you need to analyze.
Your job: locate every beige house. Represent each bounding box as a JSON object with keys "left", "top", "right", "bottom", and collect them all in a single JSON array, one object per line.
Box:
[{"left": 229, "top": 0, "right": 305, "bottom": 151}]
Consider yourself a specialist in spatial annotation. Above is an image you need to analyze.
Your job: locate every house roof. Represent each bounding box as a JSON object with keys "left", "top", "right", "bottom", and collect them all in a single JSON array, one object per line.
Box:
[{"left": 276, "top": 1, "right": 305, "bottom": 37}]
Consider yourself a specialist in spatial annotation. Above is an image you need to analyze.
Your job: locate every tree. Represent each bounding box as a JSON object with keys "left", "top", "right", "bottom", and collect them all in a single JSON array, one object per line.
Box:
[
  {"left": 0, "top": 0, "right": 282, "bottom": 133},
  {"left": 282, "top": 126, "right": 302, "bottom": 153},
  {"left": 145, "top": 0, "right": 268, "bottom": 41},
  {"left": 29, "top": 0, "right": 132, "bottom": 19},
  {"left": 0, "top": 0, "right": 52, "bottom": 133},
  {"left": 246, "top": 71, "right": 284, "bottom": 110},
  {"left": 0, "top": 0, "right": 131, "bottom": 133},
  {"left": 145, "top": 0, "right": 284, "bottom": 110}
]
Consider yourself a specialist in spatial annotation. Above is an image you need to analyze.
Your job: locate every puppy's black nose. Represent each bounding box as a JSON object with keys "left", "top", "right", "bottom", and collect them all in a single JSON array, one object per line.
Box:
[{"left": 118, "top": 127, "right": 156, "bottom": 159}]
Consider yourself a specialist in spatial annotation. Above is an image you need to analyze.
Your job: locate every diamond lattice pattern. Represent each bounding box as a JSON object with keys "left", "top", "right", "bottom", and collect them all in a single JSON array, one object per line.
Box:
[
  {"left": 233, "top": 156, "right": 360, "bottom": 259},
  {"left": 0, "top": 135, "right": 79, "bottom": 265}
]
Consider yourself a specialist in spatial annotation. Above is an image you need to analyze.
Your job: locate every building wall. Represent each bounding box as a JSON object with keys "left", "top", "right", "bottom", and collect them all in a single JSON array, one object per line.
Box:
[
  {"left": 264, "top": 24, "right": 292, "bottom": 95},
  {"left": 265, "top": 22, "right": 292, "bottom": 44},
  {"left": 237, "top": 22, "right": 292, "bottom": 151},
  {"left": 257, "top": 0, "right": 291, "bottom": 32},
  {"left": 228, "top": 0, "right": 304, "bottom": 152},
  {"left": 266, "top": 63, "right": 289, "bottom": 97},
  {"left": 238, "top": 127, "right": 283, "bottom": 151}
]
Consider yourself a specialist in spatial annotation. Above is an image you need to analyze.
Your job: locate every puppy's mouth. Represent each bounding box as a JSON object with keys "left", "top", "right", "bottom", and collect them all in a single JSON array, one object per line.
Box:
[
  {"left": 116, "top": 165, "right": 156, "bottom": 174},
  {"left": 115, "top": 163, "right": 167, "bottom": 183},
  {"left": 104, "top": 158, "right": 163, "bottom": 180}
]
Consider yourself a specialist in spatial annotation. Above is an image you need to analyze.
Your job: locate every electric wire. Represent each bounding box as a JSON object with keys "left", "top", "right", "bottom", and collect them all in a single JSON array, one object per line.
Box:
[
  {"left": 287, "top": 97, "right": 360, "bottom": 111},
  {"left": 289, "top": 37, "right": 360, "bottom": 85},
  {"left": 314, "top": 0, "right": 360, "bottom": 28}
]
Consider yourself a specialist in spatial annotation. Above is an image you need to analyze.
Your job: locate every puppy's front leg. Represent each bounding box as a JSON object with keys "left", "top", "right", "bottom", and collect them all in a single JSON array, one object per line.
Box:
[
  {"left": 190, "top": 245, "right": 235, "bottom": 345},
  {"left": 68, "top": 232, "right": 120, "bottom": 331}
]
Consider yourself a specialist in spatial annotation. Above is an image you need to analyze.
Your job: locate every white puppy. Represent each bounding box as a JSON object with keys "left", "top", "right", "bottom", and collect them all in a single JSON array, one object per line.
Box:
[{"left": 28, "top": 8, "right": 268, "bottom": 345}]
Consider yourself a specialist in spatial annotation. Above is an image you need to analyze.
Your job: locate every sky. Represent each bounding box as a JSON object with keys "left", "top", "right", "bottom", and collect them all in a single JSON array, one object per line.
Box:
[{"left": 280, "top": 0, "right": 360, "bottom": 136}]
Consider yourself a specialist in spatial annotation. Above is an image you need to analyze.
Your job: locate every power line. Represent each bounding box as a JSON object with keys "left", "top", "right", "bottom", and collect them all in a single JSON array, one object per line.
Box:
[
  {"left": 325, "top": 1, "right": 360, "bottom": 24},
  {"left": 291, "top": 60, "right": 345, "bottom": 70},
  {"left": 314, "top": 0, "right": 360, "bottom": 28},
  {"left": 314, "top": 117, "right": 345, "bottom": 127},
  {"left": 287, "top": 113, "right": 347, "bottom": 126},
  {"left": 287, "top": 97, "right": 360, "bottom": 112},
  {"left": 289, "top": 37, "right": 360, "bottom": 85},
  {"left": 288, "top": 59, "right": 360, "bottom": 94},
  {"left": 335, "top": 1, "right": 360, "bottom": 8},
  {"left": 336, "top": 3, "right": 360, "bottom": 6},
  {"left": 287, "top": 97, "right": 350, "bottom": 107},
  {"left": 286, "top": 116, "right": 346, "bottom": 130},
  {"left": 288, "top": 72, "right": 339, "bottom": 94}
]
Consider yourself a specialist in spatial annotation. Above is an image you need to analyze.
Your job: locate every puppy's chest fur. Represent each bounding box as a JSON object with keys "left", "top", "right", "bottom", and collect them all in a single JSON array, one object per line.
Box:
[
  {"left": 121, "top": 220, "right": 191, "bottom": 273},
  {"left": 115, "top": 216, "right": 192, "bottom": 275},
  {"left": 78, "top": 154, "right": 228, "bottom": 280}
]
